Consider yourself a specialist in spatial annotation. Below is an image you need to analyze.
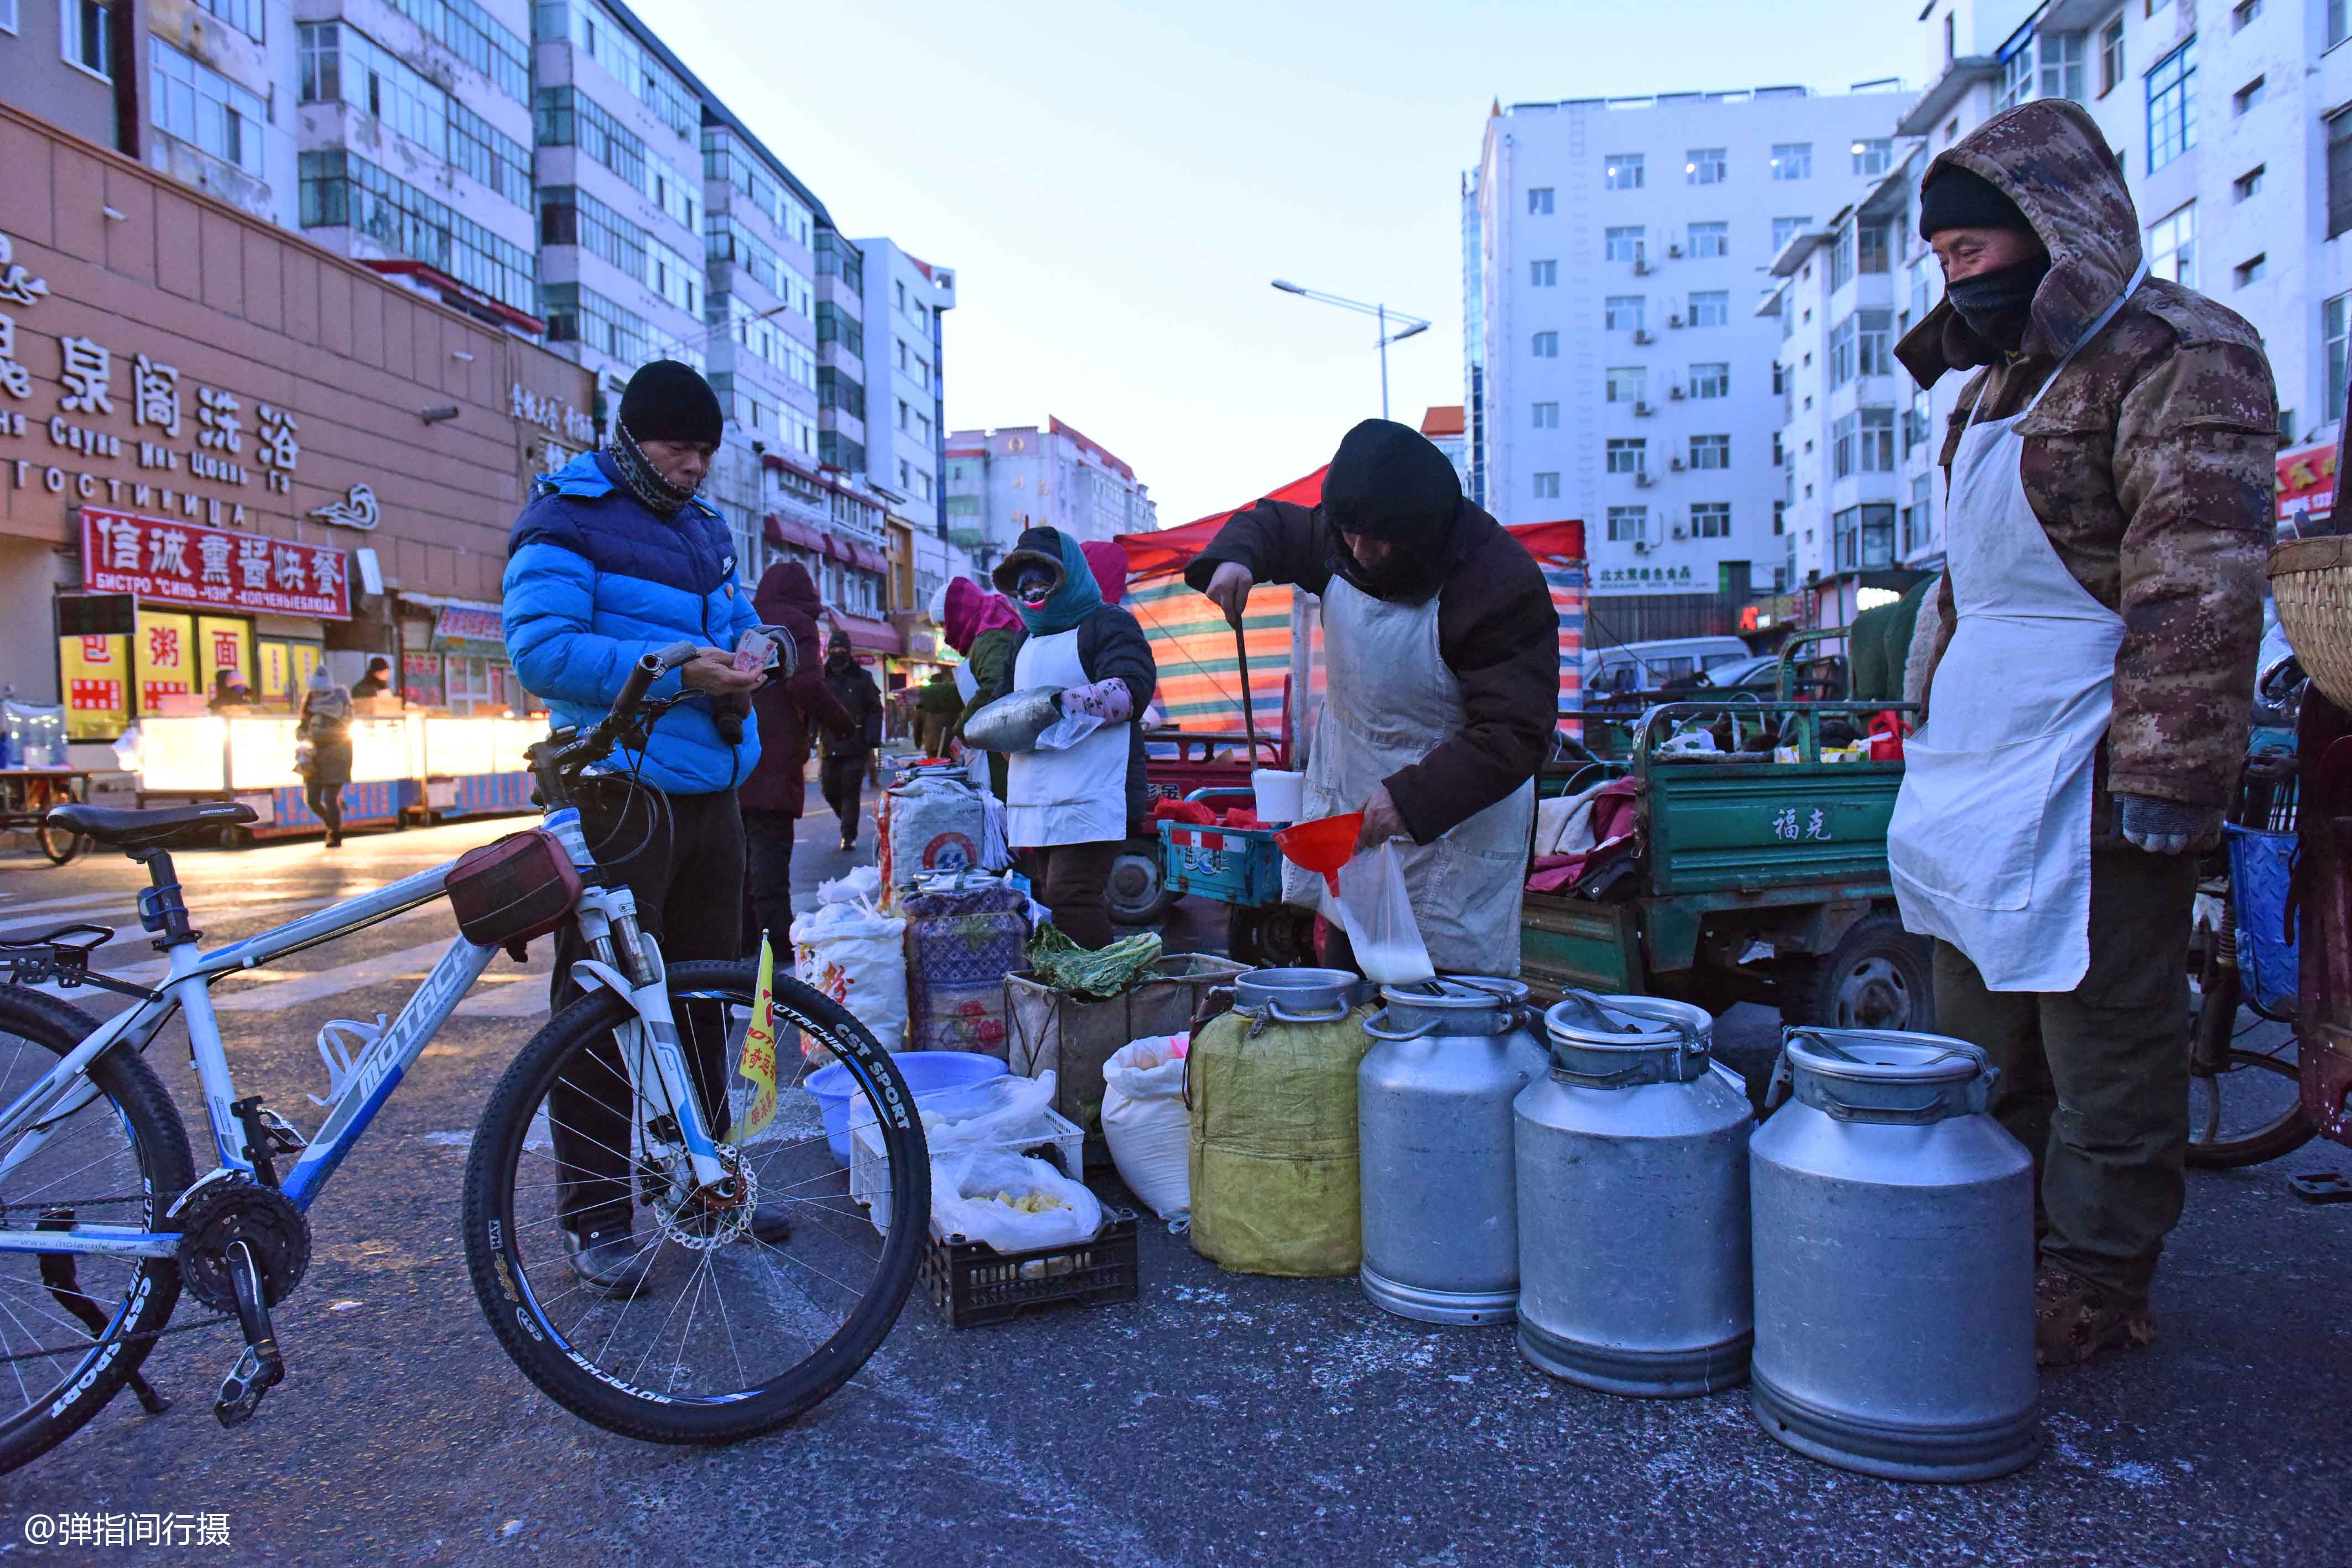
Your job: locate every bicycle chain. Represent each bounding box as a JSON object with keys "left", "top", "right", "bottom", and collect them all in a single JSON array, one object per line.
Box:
[{"left": 0, "top": 1301, "right": 235, "bottom": 1367}]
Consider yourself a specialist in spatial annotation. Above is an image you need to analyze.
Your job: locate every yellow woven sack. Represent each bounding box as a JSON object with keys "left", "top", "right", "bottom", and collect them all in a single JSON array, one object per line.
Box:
[{"left": 1187, "top": 1003, "right": 1374, "bottom": 1278}]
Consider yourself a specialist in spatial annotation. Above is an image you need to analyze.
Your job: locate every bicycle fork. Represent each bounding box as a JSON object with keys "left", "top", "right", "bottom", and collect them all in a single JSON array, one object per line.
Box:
[{"left": 571, "top": 902, "right": 736, "bottom": 1205}]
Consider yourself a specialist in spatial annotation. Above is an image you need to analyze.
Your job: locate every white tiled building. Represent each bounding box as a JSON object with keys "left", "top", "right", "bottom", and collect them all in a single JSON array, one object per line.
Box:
[
  {"left": 856, "top": 237, "right": 957, "bottom": 533},
  {"left": 1466, "top": 85, "right": 1912, "bottom": 606}
]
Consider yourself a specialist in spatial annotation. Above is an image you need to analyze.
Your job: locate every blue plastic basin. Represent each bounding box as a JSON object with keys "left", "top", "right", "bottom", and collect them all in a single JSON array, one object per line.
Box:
[{"left": 807, "top": 1050, "right": 1009, "bottom": 1165}]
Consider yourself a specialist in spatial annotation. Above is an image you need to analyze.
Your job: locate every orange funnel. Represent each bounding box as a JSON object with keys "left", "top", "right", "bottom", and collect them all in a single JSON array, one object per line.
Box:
[{"left": 1275, "top": 811, "right": 1364, "bottom": 895}]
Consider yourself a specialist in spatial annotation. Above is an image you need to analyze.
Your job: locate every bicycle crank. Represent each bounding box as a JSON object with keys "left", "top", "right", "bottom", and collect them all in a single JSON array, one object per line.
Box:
[{"left": 171, "top": 1179, "right": 310, "bottom": 1428}]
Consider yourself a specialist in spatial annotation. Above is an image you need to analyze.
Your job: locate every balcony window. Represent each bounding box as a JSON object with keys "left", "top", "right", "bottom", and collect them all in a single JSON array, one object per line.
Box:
[
  {"left": 152, "top": 38, "right": 268, "bottom": 178},
  {"left": 1851, "top": 138, "right": 1893, "bottom": 176},
  {"left": 2146, "top": 39, "right": 2197, "bottom": 174},
  {"left": 1833, "top": 503, "right": 1897, "bottom": 570}
]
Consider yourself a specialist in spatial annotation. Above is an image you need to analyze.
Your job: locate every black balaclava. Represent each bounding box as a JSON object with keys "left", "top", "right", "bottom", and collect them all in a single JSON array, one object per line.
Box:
[
  {"left": 1318, "top": 419, "right": 1463, "bottom": 602},
  {"left": 826, "top": 634, "right": 855, "bottom": 673},
  {"left": 607, "top": 359, "right": 724, "bottom": 519},
  {"left": 1919, "top": 165, "right": 2046, "bottom": 353}
]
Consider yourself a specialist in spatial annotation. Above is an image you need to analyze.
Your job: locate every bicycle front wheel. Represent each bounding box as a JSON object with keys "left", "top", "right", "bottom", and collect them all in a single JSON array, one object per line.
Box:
[
  {"left": 0, "top": 990, "right": 194, "bottom": 1475},
  {"left": 461, "top": 960, "right": 930, "bottom": 1445}
]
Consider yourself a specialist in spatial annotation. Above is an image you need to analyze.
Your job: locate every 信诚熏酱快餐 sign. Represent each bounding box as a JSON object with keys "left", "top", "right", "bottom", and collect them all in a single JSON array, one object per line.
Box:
[{"left": 80, "top": 505, "right": 351, "bottom": 620}]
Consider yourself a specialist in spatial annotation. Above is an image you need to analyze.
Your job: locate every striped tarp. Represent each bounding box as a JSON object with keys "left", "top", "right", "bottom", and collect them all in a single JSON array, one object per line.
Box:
[{"left": 1128, "top": 576, "right": 1295, "bottom": 739}]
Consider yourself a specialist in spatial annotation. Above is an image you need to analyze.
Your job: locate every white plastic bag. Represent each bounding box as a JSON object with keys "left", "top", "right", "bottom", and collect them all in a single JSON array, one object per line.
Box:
[
  {"left": 856, "top": 1070, "right": 1057, "bottom": 1152},
  {"left": 1335, "top": 841, "right": 1435, "bottom": 985},
  {"left": 1102, "top": 1035, "right": 1191, "bottom": 1221},
  {"left": 885, "top": 774, "right": 988, "bottom": 883},
  {"left": 930, "top": 1148, "right": 1102, "bottom": 1251},
  {"left": 817, "top": 865, "right": 883, "bottom": 907},
  {"left": 789, "top": 899, "right": 909, "bottom": 1053}
]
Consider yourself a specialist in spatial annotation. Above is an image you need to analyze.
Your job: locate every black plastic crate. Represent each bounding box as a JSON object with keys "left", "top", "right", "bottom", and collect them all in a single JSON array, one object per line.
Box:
[{"left": 921, "top": 1207, "right": 1140, "bottom": 1330}]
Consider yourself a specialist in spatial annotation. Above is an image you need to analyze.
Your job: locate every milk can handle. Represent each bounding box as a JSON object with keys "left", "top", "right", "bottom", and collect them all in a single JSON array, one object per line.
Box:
[
  {"left": 1359, "top": 1007, "right": 1435, "bottom": 1042},
  {"left": 1267, "top": 998, "right": 1351, "bottom": 1025}
]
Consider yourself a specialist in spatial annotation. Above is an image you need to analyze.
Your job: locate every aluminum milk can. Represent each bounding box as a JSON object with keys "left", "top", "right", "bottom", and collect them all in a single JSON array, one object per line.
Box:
[
  {"left": 1514, "top": 994, "right": 1753, "bottom": 1396},
  {"left": 1357, "top": 977, "right": 1549, "bottom": 1324},
  {"left": 1748, "top": 1028, "right": 2038, "bottom": 1483}
]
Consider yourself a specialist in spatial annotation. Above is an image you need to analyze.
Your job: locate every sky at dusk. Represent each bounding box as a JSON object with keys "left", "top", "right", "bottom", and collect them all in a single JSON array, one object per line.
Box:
[{"left": 662, "top": 1, "right": 1923, "bottom": 524}]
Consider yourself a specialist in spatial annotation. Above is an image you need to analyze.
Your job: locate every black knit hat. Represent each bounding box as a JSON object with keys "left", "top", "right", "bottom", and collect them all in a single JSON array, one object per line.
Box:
[
  {"left": 616, "top": 359, "right": 724, "bottom": 446},
  {"left": 1918, "top": 165, "right": 2032, "bottom": 241}
]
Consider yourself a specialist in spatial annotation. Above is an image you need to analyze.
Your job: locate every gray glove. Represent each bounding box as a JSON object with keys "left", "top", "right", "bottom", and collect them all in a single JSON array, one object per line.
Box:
[{"left": 2116, "top": 794, "right": 2223, "bottom": 857}]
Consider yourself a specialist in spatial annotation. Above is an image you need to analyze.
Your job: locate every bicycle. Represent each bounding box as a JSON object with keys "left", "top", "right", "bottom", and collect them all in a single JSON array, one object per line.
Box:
[
  {"left": 2186, "top": 739, "right": 2315, "bottom": 1168},
  {"left": 0, "top": 642, "right": 929, "bottom": 1472}
]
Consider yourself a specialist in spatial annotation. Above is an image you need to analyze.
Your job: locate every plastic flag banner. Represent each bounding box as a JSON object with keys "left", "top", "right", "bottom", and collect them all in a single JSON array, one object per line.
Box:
[{"left": 734, "top": 931, "right": 780, "bottom": 1143}]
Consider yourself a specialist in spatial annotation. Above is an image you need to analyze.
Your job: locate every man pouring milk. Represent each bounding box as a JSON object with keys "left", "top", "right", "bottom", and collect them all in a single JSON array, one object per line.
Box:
[{"left": 1191, "top": 419, "right": 1560, "bottom": 975}]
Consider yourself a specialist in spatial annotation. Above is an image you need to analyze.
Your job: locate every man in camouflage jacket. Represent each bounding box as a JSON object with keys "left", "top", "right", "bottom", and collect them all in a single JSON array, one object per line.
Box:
[{"left": 1895, "top": 100, "right": 2278, "bottom": 1367}]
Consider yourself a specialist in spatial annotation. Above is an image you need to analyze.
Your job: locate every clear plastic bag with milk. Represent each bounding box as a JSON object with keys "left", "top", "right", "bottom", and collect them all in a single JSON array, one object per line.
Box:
[{"left": 1334, "top": 840, "right": 1436, "bottom": 984}]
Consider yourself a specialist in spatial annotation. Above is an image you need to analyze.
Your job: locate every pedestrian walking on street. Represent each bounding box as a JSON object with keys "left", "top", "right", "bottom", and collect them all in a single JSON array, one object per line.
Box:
[
  {"left": 297, "top": 666, "right": 353, "bottom": 847},
  {"left": 818, "top": 633, "right": 882, "bottom": 851},
  {"left": 989, "top": 525, "right": 1158, "bottom": 950},
  {"left": 502, "top": 357, "right": 785, "bottom": 1292},
  {"left": 738, "top": 561, "right": 855, "bottom": 952},
  {"left": 1888, "top": 100, "right": 2280, "bottom": 1367}
]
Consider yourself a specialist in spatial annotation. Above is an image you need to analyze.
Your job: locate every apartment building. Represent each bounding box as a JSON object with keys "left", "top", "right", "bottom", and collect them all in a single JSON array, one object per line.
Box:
[
  {"left": 1467, "top": 85, "right": 1912, "bottom": 610},
  {"left": 856, "top": 236, "right": 956, "bottom": 533},
  {"left": 945, "top": 419, "right": 1158, "bottom": 572},
  {"left": 1761, "top": 144, "right": 1935, "bottom": 624},
  {"left": 3, "top": 1, "right": 297, "bottom": 227}
]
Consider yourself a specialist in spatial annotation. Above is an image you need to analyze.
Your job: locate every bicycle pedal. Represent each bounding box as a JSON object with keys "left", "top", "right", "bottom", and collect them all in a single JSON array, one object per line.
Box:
[
  {"left": 2289, "top": 1170, "right": 2352, "bottom": 1205},
  {"left": 256, "top": 1107, "right": 309, "bottom": 1153},
  {"left": 213, "top": 1238, "right": 286, "bottom": 1429},
  {"left": 214, "top": 1343, "right": 283, "bottom": 1429}
]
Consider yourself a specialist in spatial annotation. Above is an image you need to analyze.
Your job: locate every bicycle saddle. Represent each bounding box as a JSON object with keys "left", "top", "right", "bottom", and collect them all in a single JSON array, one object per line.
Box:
[{"left": 46, "top": 801, "right": 257, "bottom": 849}]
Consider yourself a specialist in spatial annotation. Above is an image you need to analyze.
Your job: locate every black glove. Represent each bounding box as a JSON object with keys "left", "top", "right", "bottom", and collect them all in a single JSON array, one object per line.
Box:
[{"left": 2115, "top": 794, "right": 2223, "bottom": 856}]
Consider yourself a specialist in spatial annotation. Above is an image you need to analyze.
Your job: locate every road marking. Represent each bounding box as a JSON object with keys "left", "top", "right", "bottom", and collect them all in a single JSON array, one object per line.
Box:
[{"left": 212, "top": 939, "right": 465, "bottom": 1013}]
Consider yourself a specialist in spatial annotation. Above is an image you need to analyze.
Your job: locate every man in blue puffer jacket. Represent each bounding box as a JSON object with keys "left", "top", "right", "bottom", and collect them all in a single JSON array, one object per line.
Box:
[{"left": 502, "top": 359, "right": 776, "bottom": 1293}]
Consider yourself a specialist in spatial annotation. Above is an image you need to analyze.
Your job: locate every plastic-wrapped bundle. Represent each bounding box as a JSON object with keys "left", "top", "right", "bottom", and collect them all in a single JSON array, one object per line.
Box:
[{"left": 902, "top": 874, "right": 1031, "bottom": 1058}]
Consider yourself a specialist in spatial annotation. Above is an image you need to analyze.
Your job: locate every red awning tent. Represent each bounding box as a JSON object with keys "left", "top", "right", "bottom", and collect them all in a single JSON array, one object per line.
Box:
[
  {"left": 827, "top": 611, "right": 905, "bottom": 655},
  {"left": 1115, "top": 468, "right": 1589, "bottom": 736},
  {"left": 1114, "top": 468, "right": 1584, "bottom": 580},
  {"left": 764, "top": 515, "right": 892, "bottom": 576}
]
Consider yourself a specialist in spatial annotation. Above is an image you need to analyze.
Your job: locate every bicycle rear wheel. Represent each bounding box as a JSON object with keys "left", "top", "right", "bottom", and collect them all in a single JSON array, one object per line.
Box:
[
  {"left": 462, "top": 960, "right": 930, "bottom": 1444},
  {"left": 0, "top": 991, "right": 193, "bottom": 1475}
]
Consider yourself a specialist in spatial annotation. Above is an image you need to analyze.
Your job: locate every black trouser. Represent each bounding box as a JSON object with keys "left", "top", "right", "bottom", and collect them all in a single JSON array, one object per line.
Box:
[
  {"left": 549, "top": 784, "right": 746, "bottom": 1228},
  {"left": 741, "top": 807, "right": 797, "bottom": 958},
  {"left": 305, "top": 744, "right": 351, "bottom": 837},
  {"left": 1019, "top": 840, "right": 1120, "bottom": 951},
  {"left": 1931, "top": 843, "right": 2198, "bottom": 1303},
  {"left": 819, "top": 752, "right": 868, "bottom": 845}
]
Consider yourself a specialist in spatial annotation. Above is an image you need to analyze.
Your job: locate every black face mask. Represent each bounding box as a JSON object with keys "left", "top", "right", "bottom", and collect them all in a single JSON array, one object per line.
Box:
[{"left": 1944, "top": 254, "right": 2048, "bottom": 351}]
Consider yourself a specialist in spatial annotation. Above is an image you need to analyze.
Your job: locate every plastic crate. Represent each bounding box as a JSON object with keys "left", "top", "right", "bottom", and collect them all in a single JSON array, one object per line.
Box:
[
  {"left": 920, "top": 1207, "right": 1140, "bottom": 1330},
  {"left": 849, "top": 1106, "right": 1084, "bottom": 1235},
  {"left": 1158, "top": 820, "right": 1284, "bottom": 908}
]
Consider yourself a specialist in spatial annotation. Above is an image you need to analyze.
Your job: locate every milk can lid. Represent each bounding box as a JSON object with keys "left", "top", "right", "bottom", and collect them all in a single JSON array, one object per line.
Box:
[
  {"left": 1783, "top": 1028, "right": 1984, "bottom": 1083},
  {"left": 1777, "top": 1028, "right": 1992, "bottom": 1123},
  {"left": 1542, "top": 992, "right": 1714, "bottom": 1086},
  {"left": 1369, "top": 976, "right": 1534, "bottom": 1041},
  {"left": 1378, "top": 976, "right": 1530, "bottom": 1010}
]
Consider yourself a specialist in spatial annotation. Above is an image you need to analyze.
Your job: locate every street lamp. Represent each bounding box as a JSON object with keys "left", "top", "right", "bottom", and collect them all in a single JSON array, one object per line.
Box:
[{"left": 1270, "top": 279, "right": 1430, "bottom": 421}]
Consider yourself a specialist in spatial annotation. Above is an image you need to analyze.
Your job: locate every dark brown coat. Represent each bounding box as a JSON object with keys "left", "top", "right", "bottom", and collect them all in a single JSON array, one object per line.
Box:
[
  {"left": 1185, "top": 499, "right": 1558, "bottom": 843},
  {"left": 1896, "top": 98, "right": 2279, "bottom": 815}
]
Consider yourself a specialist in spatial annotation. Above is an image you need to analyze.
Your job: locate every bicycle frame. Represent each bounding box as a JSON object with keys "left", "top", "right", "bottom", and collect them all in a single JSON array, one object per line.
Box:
[{"left": 0, "top": 805, "right": 729, "bottom": 1262}]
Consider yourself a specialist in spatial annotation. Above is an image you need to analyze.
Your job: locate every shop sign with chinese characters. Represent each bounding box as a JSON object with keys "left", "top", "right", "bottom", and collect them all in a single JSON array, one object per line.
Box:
[
  {"left": 2, "top": 228, "right": 304, "bottom": 525},
  {"left": 511, "top": 384, "right": 595, "bottom": 445},
  {"left": 81, "top": 506, "right": 351, "bottom": 619},
  {"left": 2278, "top": 441, "right": 2338, "bottom": 532}
]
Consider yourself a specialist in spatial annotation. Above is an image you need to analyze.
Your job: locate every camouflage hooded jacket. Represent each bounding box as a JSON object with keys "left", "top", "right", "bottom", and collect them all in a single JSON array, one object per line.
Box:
[{"left": 1896, "top": 98, "right": 2278, "bottom": 815}]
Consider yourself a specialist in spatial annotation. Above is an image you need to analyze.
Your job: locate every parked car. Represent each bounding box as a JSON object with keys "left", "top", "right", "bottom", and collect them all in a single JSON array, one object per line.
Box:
[{"left": 1581, "top": 637, "right": 1753, "bottom": 699}]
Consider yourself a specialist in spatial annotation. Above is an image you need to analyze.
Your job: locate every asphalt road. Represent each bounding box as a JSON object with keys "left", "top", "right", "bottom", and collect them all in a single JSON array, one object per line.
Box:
[{"left": 0, "top": 795, "right": 2344, "bottom": 1567}]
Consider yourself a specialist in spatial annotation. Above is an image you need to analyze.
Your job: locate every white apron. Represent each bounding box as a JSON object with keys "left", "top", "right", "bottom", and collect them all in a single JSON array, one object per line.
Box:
[
  {"left": 1283, "top": 577, "right": 1536, "bottom": 976},
  {"left": 1005, "top": 628, "right": 1130, "bottom": 848},
  {"left": 1888, "top": 263, "right": 2146, "bottom": 992}
]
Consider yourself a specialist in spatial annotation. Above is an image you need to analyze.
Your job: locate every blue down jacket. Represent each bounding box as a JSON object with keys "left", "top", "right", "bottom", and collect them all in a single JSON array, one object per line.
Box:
[{"left": 502, "top": 451, "right": 759, "bottom": 794}]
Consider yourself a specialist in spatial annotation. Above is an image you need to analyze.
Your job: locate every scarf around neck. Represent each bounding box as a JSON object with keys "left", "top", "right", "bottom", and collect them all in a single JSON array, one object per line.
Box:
[
  {"left": 1014, "top": 532, "right": 1106, "bottom": 637},
  {"left": 608, "top": 418, "right": 698, "bottom": 519}
]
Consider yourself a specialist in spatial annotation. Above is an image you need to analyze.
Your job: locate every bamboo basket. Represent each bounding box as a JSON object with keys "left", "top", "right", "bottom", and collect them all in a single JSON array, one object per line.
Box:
[{"left": 2272, "top": 536, "right": 2352, "bottom": 710}]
